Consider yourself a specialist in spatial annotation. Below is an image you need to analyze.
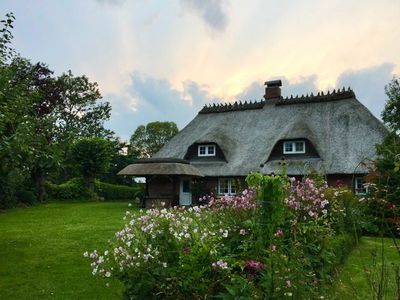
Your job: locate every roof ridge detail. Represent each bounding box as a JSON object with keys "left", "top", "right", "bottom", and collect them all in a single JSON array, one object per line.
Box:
[
  {"left": 199, "top": 99, "right": 265, "bottom": 114},
  {"left": 198, "top": 87, "right": 355, "bottom": 114},
  {"left": 276, "top": 86, "right": 355, "bottom": 106}
]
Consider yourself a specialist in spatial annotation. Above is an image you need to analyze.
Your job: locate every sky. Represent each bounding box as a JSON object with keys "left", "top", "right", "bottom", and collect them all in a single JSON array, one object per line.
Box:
[{"left": 1, "top": 0, "right": 399, "bottom": 140}]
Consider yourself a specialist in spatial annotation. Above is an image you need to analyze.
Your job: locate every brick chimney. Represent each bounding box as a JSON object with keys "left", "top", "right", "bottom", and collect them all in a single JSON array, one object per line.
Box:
[{"left": 264, "top": 79, "right": 282, "bottom": 100}]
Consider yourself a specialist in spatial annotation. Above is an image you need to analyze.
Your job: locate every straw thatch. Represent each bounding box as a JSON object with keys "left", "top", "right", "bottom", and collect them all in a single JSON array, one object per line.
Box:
[
  {"left": 118, "top": 158, "right": 203, "bottom": 177},
  {"left": 154, "top": 88, "right": 388, "bottom": 176}
]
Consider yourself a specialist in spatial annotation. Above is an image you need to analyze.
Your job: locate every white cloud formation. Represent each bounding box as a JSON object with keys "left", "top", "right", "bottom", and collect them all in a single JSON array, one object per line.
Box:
[{"left": 105, "top": 73, "right": 211, "bottom": 140}]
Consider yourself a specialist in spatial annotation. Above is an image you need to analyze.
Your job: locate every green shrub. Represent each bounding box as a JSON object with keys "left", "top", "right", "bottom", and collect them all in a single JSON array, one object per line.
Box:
[
  {"left": 16, "top": 190, "right": 37, "bottom": 205},
  {"left": 47, "top": 178, "right": 90, "bottom": 200},
  {"left": 320, "top": 233, "right": 356, "bottom": 278},
  {"left": 95, "top": 181, "right": 143, "bottom": 201},
  {"left": 47, "top": 178, "right": 143, "bottom": 201}
]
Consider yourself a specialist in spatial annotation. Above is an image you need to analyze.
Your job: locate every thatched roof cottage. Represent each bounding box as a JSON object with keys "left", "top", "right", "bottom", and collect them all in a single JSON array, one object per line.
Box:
[{"left": 120, "top": 80, "right": 388, "bottom": 207}]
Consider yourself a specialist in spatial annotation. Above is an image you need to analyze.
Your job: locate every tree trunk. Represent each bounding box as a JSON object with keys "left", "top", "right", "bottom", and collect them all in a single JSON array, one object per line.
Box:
[
  {"left": 85, "top": 175, "right": 95, "bottom": 192},
  {"left": 34, "top": 169, "right": 46, "bottom": 202}
]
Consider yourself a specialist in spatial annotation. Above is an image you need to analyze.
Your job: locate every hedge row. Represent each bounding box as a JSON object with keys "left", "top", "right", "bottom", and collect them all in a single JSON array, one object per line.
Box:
[
  {"left": 96, "top": 181, "right": 142, "bottom": 200},
  {"left": 47, "top": 178, "right": 143, "bottom": 201}
]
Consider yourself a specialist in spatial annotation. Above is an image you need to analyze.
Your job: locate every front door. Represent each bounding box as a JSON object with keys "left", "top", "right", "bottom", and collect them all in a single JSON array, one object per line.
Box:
[{"left": 179, "top": 178, "right": 192, "bottom": 206}]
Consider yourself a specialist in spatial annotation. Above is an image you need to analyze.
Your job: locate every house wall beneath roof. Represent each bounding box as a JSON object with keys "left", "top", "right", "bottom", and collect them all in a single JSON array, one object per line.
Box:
[
  {"left": 192, "top": 176, "right": 246, "bottom": 205},
  {"left": 192, "top": 174, "right": 363, "bottom": 205},
  {"left": 145, "top": 175, "right": 179, "bottom": 208},
  {"left": 289, "top": 173, "right": 363, "bottom": 191},
  {"left": 143, "top": 173, "right": 363, "bottom": 208}
]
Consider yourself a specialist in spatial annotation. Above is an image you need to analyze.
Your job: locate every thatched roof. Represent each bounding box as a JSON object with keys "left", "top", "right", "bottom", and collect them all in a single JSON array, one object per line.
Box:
[
  {"left": 118, "top": 158, "right": 203, "bottom": 177},
  {"left": 154, "top": 88, "right": 388, "bottom": 176}
]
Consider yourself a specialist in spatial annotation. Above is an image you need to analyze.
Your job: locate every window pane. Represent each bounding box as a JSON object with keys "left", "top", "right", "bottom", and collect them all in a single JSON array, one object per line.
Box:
[
  {"left": 230, "top": 179, "right": 236, "bottom": 195},
  {"left": 355, "top": 177, "right": 366, "bottom": 194},
  {"left": 182, "top": 180, "right": 191, "bottom": 193},
  {"left": 207, "top": 145, "right": 215, "bottom": 155},
  {"left": 284, "top": 142, "right": 293, "bottom": 153},
  {"left": 219, "top": 178, "right": 229, "bottom": 194},
  {"left": 295, "top": 141, "right": 304, "bottom": 152},
  {"left": 199, "top": 146, "right": 206, "bottom": 155}
]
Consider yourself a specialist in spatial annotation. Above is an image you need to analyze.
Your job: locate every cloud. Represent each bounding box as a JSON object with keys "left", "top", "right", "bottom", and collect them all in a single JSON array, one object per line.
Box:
[
  {"left": 235, "top": 75, "right": 318, "bottom": 101},
  {"left": 105, "top": 73, "right": 211, "bottom": 140},
  {"left": 336, "top": 63, "right": 396, "bottom": 119},
  {"left": 180, "top": 0, "right": 228, "bottom": 32}
]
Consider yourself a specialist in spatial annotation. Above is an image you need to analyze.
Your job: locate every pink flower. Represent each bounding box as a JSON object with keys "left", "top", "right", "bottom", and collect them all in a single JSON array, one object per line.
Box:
[
  {"left": 271, "top": 244, "right": 276, "bottom": 252},
  {"left": 212, "top": 260, "right": 228, "bottom": 269},
  {"left": 274, "top": 229, "right": 284, "bottom": 237},
  {"left": 244, "top": 260, "right": 265, "bottom": 273},
  {"left": 239, "top": 229, "right": 247, "bottom": 235}
]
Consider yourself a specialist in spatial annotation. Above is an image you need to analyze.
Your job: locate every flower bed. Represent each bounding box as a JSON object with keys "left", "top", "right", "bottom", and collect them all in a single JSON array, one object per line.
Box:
[{"left": 85, "top": 173, "right": 363, "bottom": 299}]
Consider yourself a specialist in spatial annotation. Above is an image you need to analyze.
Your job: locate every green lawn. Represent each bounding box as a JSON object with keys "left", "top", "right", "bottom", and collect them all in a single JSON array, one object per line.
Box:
[
  {"left": 1, "top": 202, "right": 399, "bottom": 299},
  {"left": 0, "top": 202, "right": 128, "bottom": 300},
  {"left": 327, "top": 236, "right": 399, "bottom": 299}
]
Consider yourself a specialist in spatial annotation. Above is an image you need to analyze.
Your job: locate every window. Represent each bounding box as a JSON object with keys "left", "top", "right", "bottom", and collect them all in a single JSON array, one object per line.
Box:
[
  {"left": 355, "top": 177, "right": 368, "bottom": 195},
  {"left": 182, "top": 179, "right": 191, "bottom": 193},
  {"left": 218, "top": 178, "right": 236, "bottom": 195},
  {"left": 198, "top": 144, "right": 216, "bottom": 157},
  {"left": 283, "top": 140, "right": 305, "bottom": 154}
]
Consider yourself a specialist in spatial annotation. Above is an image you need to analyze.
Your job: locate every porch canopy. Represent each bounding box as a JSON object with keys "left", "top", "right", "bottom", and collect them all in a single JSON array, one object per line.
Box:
[
  {"left": 117, "top": 158, "right": 203, "bottom": 177},
  {"left": 118, "top": 158, "right": 203, "bottom": 208}
]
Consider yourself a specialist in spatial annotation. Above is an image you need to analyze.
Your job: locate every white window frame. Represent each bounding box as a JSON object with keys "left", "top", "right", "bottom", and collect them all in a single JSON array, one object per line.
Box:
[
  {"left": 198, "top": 144, "right": 216, "bottom": 157},
  {"left": 283, "top": 140, "right": 306, "bottom": 154},
  {"left": 355, "top": 177, "right": 368, "bottom": 195},
  {"left": 218, "top": 178, "right": 236, "bottom": 195}
]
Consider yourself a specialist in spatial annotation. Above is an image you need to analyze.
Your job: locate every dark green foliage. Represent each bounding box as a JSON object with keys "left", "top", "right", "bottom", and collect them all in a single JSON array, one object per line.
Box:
[
  {"left": 70, "top": 138, "right": 113, "bottom": 190},
  {"left": 47, "top": 178, "right": 90, "bottom": 200},
  {"left": 370, "top": 76, "right": 400, "bottom": 236},
  {"left": 128, "top": 121, "right": 178, "bottom": 158},
  {"left": 95, "top": 181, "right": 143, "bottom": 201},
  {"left": 99, "top": 140, "right": 137, "bottom": 185},
  {"left": 15, "top": 190, "right": 37, "bottom": 205},
  {"left": 382, "top": 76, "right": 400, "bottom": 132},
  {"left": 47, "top": 178, "right": 142, "bottom": 201},
  {"left": 319, "top": 233, "right": 356, "bottom": 277}
]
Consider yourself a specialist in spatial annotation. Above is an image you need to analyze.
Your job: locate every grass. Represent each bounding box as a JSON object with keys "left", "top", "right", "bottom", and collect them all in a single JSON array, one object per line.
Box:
[
  {"left": 328, "top": 236, "right": 399, "bottom": 299},
  {"left": 0, "top": 201, "right": 129, "bottom": 299}
]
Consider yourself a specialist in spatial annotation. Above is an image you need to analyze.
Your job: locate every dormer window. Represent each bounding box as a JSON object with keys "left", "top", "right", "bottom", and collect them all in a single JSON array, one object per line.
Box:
[
  {"left": 283, "top": 140, "right": 305, "bottom": 154},
  {"left": 198, "top": 144, "right": 216, "bottom": 157}
]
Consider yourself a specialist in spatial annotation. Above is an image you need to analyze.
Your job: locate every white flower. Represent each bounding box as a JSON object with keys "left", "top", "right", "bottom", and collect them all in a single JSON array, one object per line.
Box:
[
  {"left": 162, "top": 262, "right": 167, "bottom": 268},
  {"left": 105, "top": 271, "right": 111, "bottom": 278},
  {"left": 83, "top": 251, "right": 89, "bottom": 257},
  {"left": 128, "top": 203, "right": 132, "bottom": 207}
]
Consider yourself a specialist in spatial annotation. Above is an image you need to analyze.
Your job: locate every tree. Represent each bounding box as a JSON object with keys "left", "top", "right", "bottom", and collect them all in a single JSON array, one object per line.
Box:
[
  {"left": 0, "top": 13, "right": 114, "bottom": 206},
  {"left": 128, "top": 121, "right": 178, "bottom": 158},
  {"left": 382, "top": 77, "right": 400, "bottom": 132},
  {"left": 70, "top": 137, "right": 112, "bottom": 191},
  {"left": 371, "top": 76, "right": 400, "bottom": 235}
]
